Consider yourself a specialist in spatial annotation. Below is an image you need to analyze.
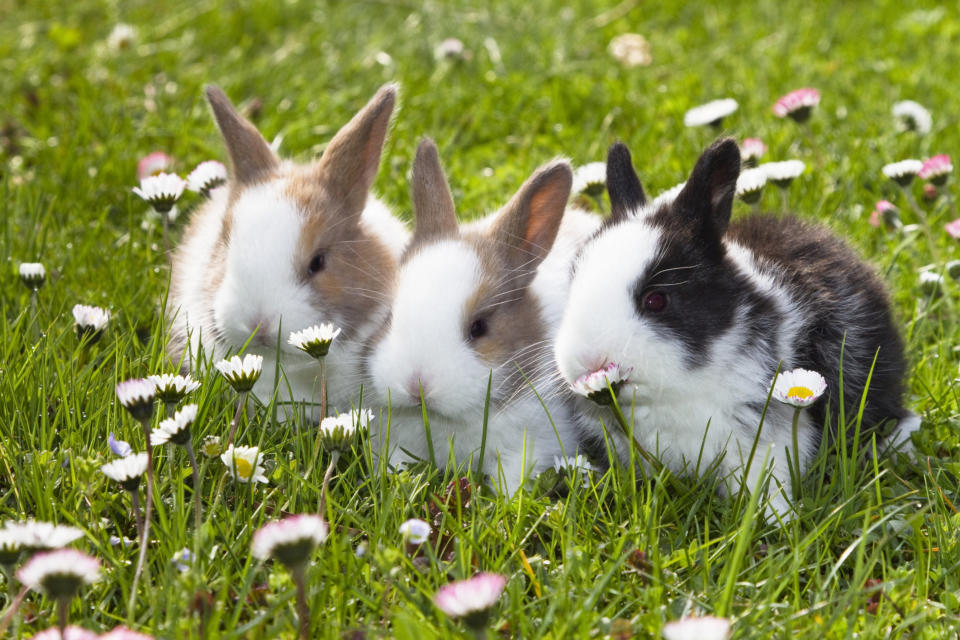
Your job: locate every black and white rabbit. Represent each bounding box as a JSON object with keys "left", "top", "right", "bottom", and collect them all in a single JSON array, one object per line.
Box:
[
  {"left": 365, "top": 139, "right": 599, "bottom": 493},
  {"left": 555, "top": 138, "right": 916, "bottom": 516},
  {"left": 167, "top": 85, "right": 409, "bottom": 415}
]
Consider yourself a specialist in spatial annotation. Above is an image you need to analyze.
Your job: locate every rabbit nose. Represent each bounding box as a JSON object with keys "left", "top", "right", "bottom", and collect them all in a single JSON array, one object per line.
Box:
[
  {"left": 405, "top": 374, "right": 428, "bottom": 402},
  {"left": 248, "top": 317, "right": 275, "bottom": 345}
]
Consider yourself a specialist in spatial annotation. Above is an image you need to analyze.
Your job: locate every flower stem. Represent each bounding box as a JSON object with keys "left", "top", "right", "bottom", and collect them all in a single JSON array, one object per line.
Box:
[
  {"left": 779, "top": 187, "right": 790, "bottom": 213},
  {"left": 790, "top": 407, "right": 803, "bottom": 501},
  {"left": 607, "top": 394, "right": 662, "bottom": 474},
  {"left": 161, "top": 211, "right": 170, "bottom": 255},
  {"left": 130, "top": 489, "right": 144, "bottom": 544},
  {"left": 1, "top": 565, "right": 18, "bottom": 639},
  {"left": 226, "top": 392, "right": 247, "bottom": 448},
  {"left": 56, "top": 597, "right": 69, "bottom": 633},
  {"left": 186, "top": 441, "right": 203, "bottom": 532},
  {"left": 292, "top": 564, "right": 310, "bottom": 640},
  {"left": 319, "top": 450, "right": 340, "bottom": 516},
  {"left": 129, "top": 417, "right": 154, "bottom": 620},
  {"left": 304, "top": 358, "right": 328, "bottom": 479}
]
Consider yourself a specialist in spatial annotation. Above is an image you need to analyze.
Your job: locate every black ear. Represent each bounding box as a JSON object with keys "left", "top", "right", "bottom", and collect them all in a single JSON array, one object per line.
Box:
[
  {"left": 673, "top": 138, "right": 741, "bottom": 238},
  {"left": 606, "top": 142, "right": 646, "bottom": 223}
]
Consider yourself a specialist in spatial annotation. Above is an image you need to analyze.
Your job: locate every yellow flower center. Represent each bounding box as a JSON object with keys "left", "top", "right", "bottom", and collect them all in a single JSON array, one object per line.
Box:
[
  {"left": 235, "top": 458, "right": 253, "bottom": 480},
  {"left": 788, "top": 386, "right": 813, "bottom": 400}
]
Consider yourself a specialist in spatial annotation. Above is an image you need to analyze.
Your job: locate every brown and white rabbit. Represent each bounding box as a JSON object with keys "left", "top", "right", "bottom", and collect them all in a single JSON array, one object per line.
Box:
[
  {"left": 364, "top": 139, "right": 599, "bottom": 493},
  {"left": 167, "top": 85, "right": 410, "bottom": 415},
  {"left": 555, "top": 139, "right": 916, "bottom": 517}
]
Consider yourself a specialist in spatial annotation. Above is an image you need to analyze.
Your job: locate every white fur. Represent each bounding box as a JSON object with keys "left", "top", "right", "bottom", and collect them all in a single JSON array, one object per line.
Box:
[
  {"left": 556, "top": 217, "right": 815, "bottom": 518},
  {"left": 169, "top": 177, "right": 408, "bottom": 418}
]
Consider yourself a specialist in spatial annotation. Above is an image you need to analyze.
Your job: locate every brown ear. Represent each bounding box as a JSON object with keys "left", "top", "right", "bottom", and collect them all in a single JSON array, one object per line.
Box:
[
  {"left": 314, "top": 84, "right": 397, "bottom": 215},
  {"left": 411, "top": 138, "right": 458, "bottom": 243},
  {"left": 493, "top": 160, "right": 572, "bottom": 275},
  {"left": 205, "top": 85, "right": 279, "bottom": 185}
]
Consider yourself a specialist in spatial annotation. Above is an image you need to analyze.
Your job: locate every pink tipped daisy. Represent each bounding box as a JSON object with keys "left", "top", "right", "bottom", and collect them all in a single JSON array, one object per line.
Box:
[
  {"left": 434, "top": 573, "right": 507, "bottom": 628},
  {"left": 945, "top": 219, "right": 960, "bottom": 240},
  {"left": 773, "top": 88, "right": 820, "bottom": 122},
  {"left": 662, "top": 616, "right": 732, "bottom": 640},
  {"left": 771, "top": 368, "right": 827, "bottom": 408},
  {"left": 132, "top": 172, "right": 186, "bottom": 213},
  {"left": 136, "top": 151, "right": 172, "bottom": 181},
  {"left": 99, "top": 627, "right": 156, "bottom": 640},
  {"left": 740, "top": 138, "right": 766, "bottom": 166},
  {"left": 571, "top": 362, "right": 632, "bottom": 406},
  {"left": 918, "top": 154, "right": 952, "bottom": 186},
  {"left": 186, "top": 160, "right": 228, "bottom": 196},
  {"left": 17, "top": 549, "right": 100, "bottom": 599},
  {"left": 27, "top": 626, "right": 99, "bottom": 640},
  {"left": 252, "top": 514, "right": 328, "bottom": 568},
  {"left": 872, "top": 200, "right": 900, "bottom": 231}
]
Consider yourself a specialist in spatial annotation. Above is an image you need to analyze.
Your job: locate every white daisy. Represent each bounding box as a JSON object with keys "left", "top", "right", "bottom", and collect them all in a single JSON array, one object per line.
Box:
[
  {"left": 919, "top": 270, "right": 945, "bottom": 296},
  {"left": 288, "top": 323, "right": 342, "bottom": 359},
  {"left": 683, "top": 99, "right": 738, "bottom": 128},
  {"left": 318, "top": 409, "right": 374, "bottom": 453},
  {"left": 215, "top": 354, "right": 263, "bottom": 393},
  {"left": 434, "top": 37, "right": 466, "bottom": 60},
  {"left": 17, "top": 549, "right": 100, "bottom": 599},
  {"left": 608, "top": 33, "right": 652, "bottom": 68},
  {"left": 19, "top": 262, "right": 46, "bottom": 291},
  {"left": 652, "top": 182, "right": 686, "bottom": 209},
  {"left": 201, "top": 435, "right": 222, "bottom": 458},
  {"left": 186, "top": 160, "right": 227, "bottom": 196},
  {"left": 221, "top": 444, "right": 268, "bottom": 484},
  {"left": 101, "top": 452, "right": 149, "bottom": 492},
  {"left": 761, "top": 160, "right": 806, "bottom": 188},
  {"left": 552, "top": 455, "right": 596, "bottom": 488},
  {"left": 735, "top": 167, "right": 767, "bottom": 204},
  {"left": 399, "top": 519, "right": 431, "bottom": 545},
  {"left": 571, "top": 162, "right": 606, "bottom": 197},
  {"left": 771, "top": 368, "right": 827, "bottom": 408},
  {"left": 115, "top": 378, "right": 156, "bottom": 422},
  {"left": 0, "top": 529, "right": 25, "bottom": 565},
  {"left": 881, "top": 159, "right": 923, "bottom": 187},
  {"left": 252, "top": 514, "right": 328, "bottom": 567},
  {"left": 148, "top": 373, "right": 200, "bottom": 405},
  {"left": 72, "top": 304, "right": 110, "bottom": 341},
  {"left": 571, "top": 362, "right": 632, "bottom": 405},
  {"left": 892, "top": 100, "right": 932, "bottom": 134},
  {"left": 434, "top": 573, "right": 507, "bottom": 620},
  {"left": 151, "top": 404, "right": 198, "bottom": 446},
  {"left": 662, "top": 616, "right": 732, "bottom": 640},
  {"left": 3, "top": 520, "right": 84, "bottom": 551},
  {"left": 132, "top": 172, "right": 186, "bottom": 213},
  {"left": 106, "top": 23, "right": 137, "bottom": 51}
]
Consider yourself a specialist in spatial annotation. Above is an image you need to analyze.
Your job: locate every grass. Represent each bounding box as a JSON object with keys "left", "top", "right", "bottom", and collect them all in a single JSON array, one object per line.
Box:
[{"left": 3, "top": 0, "right": 960, "bottom": 637}]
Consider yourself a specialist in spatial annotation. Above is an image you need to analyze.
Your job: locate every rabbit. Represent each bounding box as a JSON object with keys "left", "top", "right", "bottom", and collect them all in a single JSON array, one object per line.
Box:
[
  {"left": 554, "top": 138, "right": 915, "bottom": 518},
  {"left": 364, "top": 139, "right": 600, "bottom": 494},
  {"left": 167, "top": 84, "right": 410, "bottom": 418}
]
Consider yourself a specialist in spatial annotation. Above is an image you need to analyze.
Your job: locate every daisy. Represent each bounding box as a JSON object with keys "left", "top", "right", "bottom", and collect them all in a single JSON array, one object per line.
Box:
[
  {"left": 99, "top": 627, "right": 156, "bottom": 640},
  {"left": 608, "top": 33, "right": 651, "bottom": 68},
  {"left": 771, "top": 368, "right": 827, "bottom": 408},
  {"left": 735, "top": 167, "right": 767, "bottom": 205},
  {"left": 761, "top": 160, "right": 806, "bottom": 188},
  {"left": 115, "top": 378, "right": 156, "bottom": 422},
  {"left": 221, "top": 444, "right": 268, "bottom": 484},
  {"left": 17, "top": 548, "right": 100, "bottom": 598},
  {"left": 892, "top": 100, "right": 932, "bottom": 134},
  {"left": 683, "top": 98, "right": 738, "bottom": 128},
  {"left": 106, "top": 23, "right": 137, "bottom": 51},
  {"left": 101, "top": 452, "right": 148, "bottom": 492},
  {"left": 132, "top": 172, "right": 186, "bottom": 213},
  {"left": 571, "top": 162, "right": 606, "bottom": 198},
  {"left": 945, "top": 219, "right": 960, "bottom": 240},
  {"left": 740, "top": 138, "right": 766, "bottom": 166},
  {"left": 552, "top": 455, "right": 596, "bottom": 488},
  {"left": 318, "top": 409, "right": 374, "bottom": 453},
  {"left": 150, "top": 404, "right": 198, "bottom": 446},
  {"left": 19, "top": 262, "right": 46, "bottom": 291},
  {"left": 399, "top": 518, "right": 431, "bottom": 546},
  {"left": 72, "top": 304, "right": 110, "bottom": 341},
  {"left": 0, "top": 529, "right": 25, "bottom": 565},
  {"left": 873, "top": 200, "right": 900, "bottom": 231},
  {"left": 136, "top": 151, "right": 172, "bottom": 181},
  {"left": 27, "top": 626, "right": 99, "bottom": 640},
  {"left": 288, "top": 324, "right": 342, "bottom": 359},
  {"left": 4, "top": 520, "right": 84, "bottom": 551},
  {"left": 662, "top": 616, "right": 732, "bottom": 640},
  {"left": 773, "top": 88, "right": 820, "bottom": 122},
  {"left": 434, "top": 37, "right": 466, "bottom": 60},
  {"left": 881, "top": 159, "right": 923, "bottom": 187},
  {"left": 434, "top": 573, "right": 507, "bottom": 626},
  {"left": 252, "top": 514, "right": 328, "bottom": 567},
  {"left": 201, "top": 435, "right": 222, "bottom": 458},
  {"left": 148, "top": 373, "right": 200, "bottom": 405},
  {"left": 918, "top": 154, "right": 952, "bottom": 186},
  {"left": 186, "top": 160, "right": 227, "bottom": 196},
  {"left": 919, "top": 270, "right": 944, "bottom": 297},
  {"left": 571, "top": 362, "right": 632, "bottom": 406},
  {"left": 215, "top": 354, "right": 263, "bottom": 392}
]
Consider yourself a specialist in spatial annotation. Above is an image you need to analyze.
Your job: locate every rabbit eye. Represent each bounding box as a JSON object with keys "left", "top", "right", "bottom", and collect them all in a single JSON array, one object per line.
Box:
[
  {"left": 643, "top": 290, "right": 667, "bottom": 312},
  {"left": 468, "top": 318, "right": 488, "bottom": 341},
  {"left": 307, "top": 252, "right": 326, "bottom": 275}
]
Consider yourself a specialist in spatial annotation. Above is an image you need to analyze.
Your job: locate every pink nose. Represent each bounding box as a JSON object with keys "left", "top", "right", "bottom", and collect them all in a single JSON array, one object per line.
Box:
[
  {"left": 249, "top": 318, "right": 275, "bottom": 346},
  {"left": 405, "top": 374, "right": 427, "bottom": 402}
]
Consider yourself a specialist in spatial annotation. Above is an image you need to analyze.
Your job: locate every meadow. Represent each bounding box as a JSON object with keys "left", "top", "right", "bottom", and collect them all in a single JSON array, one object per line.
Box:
[{"left": 3, "top": 0, "right": 960, "bottom": 637}]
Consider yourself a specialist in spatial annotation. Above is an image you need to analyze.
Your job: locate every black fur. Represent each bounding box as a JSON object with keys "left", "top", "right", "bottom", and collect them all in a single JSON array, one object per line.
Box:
[{"left": 607, "top": 142, "right": 646, "bottom": 224}]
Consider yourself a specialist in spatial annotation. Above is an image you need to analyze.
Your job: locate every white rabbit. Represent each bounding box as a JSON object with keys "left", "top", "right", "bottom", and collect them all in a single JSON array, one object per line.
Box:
[
  {"left": 365, "top": 139, "right": 600, "bottom": 493},
  {"left": 167, "top": 85, "right": 410, "bottom": 417},
  {"left": 555, "top": 139, "right": 914, "bottom": 517}
]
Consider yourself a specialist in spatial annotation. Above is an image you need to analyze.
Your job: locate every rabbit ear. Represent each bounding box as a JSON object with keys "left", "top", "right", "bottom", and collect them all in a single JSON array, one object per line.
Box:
[
  {"left": 314, "top": 84, "right": 397, "bottom": 216},
  {"left": 205, "top": 85, "right": 279, "bottom": 185},
  {"left": 411, "top": 138, "right": 458, "bottom": 243},
  {"left": 491, "top": 160, "right": 572, "bottom": 281},
  {"left": 606, "top": 142, "right": 646, "bottom": 223},
  {"left": 673, "top": 137, "right": 741, "bottom": 238}
]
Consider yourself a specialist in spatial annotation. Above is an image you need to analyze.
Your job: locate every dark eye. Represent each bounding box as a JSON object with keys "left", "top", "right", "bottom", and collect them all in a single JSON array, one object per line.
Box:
[
  {"left": 468, "top": 318, "right": 488, "bottom": 340},
  {"left": 642, "top": 290, "right": 667, "bottom": 313},
  {"left": 307, "top": 252, "right": 325, "bottom": 275}
]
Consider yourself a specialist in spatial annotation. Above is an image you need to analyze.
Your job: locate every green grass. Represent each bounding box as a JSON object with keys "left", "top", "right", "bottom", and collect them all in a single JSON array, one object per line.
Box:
[{"left": 3, "top": 0, "right": 960, "bottom": 637}]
